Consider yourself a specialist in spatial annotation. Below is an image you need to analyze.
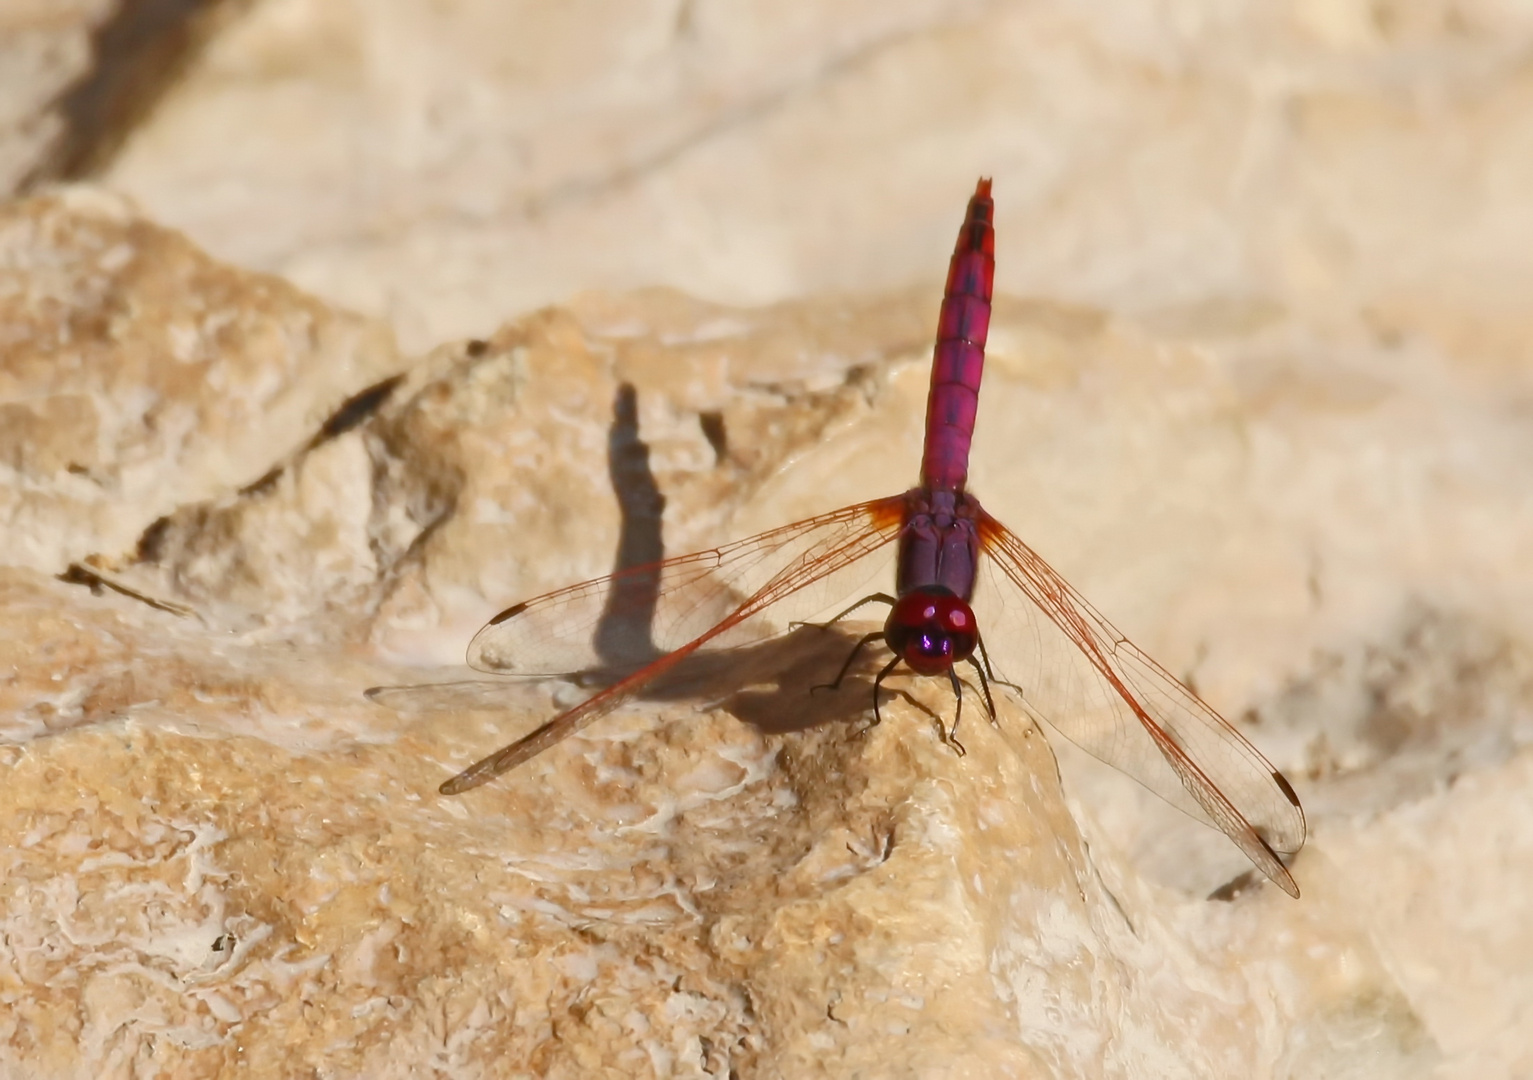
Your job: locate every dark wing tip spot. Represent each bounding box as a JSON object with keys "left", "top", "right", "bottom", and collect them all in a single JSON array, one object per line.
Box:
[
  {"left": 487, "top": 601, "right": 529, "bottom": 626},
  {"left": 1273, "top": 770, "right": 1301, "bottom": 808}
]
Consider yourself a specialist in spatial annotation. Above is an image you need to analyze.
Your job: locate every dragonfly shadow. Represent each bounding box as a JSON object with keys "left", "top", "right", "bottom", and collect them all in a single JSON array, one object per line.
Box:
[
  {"left": 592, "top": 383, "right": 669, "bottom": 668},
  {"left": 582, "top": 384, "right": 899, "bottom": 735},
  {"left": 648, "top": 622, "right": 889, "bottom": 736},
  {"left": 583, "top": 381, "right": 890, "bottom": 735}
]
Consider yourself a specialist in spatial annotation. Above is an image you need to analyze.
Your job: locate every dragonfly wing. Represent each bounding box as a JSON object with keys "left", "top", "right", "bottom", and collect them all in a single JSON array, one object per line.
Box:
[
  {"left": 443, "top": 495, "right": 908, "bottom": 792},
  {"left": 468, "top": 496, "right": 907, "bottom": 677},
  {"left": 974, "top": 511, "right": 1306, "bottom": 896},
  {"left": 365, "top": 680, "right": 531, "bottom": 714}
]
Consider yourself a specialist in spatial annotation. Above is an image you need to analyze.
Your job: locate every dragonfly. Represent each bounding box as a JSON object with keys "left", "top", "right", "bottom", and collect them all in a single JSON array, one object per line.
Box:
[{"left": 405, "top": 178, "right": 1306, "bottom": 897}]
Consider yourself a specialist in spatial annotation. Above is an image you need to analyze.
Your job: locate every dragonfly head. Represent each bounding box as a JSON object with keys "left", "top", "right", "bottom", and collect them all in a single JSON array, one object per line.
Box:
[{"left": 884, "top": 587, "right": 978, "bottom": 675}]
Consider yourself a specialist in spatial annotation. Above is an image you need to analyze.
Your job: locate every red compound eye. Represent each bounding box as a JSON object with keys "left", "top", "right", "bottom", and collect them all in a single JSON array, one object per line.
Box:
[{"left": 884, "top": 588, "right": 978, "bottom": 675}]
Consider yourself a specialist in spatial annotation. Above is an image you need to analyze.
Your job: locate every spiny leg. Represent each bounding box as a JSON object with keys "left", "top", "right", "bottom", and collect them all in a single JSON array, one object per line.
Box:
[
  {"left": 942, "top": 666, "right": 968, "bottom": 756},
  {"left": 962, "top": 653, "right": 1001, "bottom": 728},
  {"left": 868, "top": 653, "right": 905, "bottom": 730},
  {"left": 975, "top": 630, "right": 1023, "bottom": 702},
  {"left": 811, "top": 630, "right": 886, "bottom": 694},
  {"left": 791, "top": 592, "right": 898, "bottom": 633}
]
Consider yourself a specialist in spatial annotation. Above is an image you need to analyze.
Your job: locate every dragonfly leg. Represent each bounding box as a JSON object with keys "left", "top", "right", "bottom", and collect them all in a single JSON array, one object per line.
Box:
[
  {"left": 812, "top": 630, "right": 887, "bottom": 695},
  {"left": 941, "top": 666, "right": 968, "bottom": 756},
  {"left": 868, "top": 653, "right": 904, "bottom": 729},
  {"left": 974, "top": 631, "right": 1023, "bottom": 702},
  {"left": 963, "top": 652, "right": 1001, "bottom": 728},
  {"left": 791, "top": 592, "right": 898, "bottom": 632}
]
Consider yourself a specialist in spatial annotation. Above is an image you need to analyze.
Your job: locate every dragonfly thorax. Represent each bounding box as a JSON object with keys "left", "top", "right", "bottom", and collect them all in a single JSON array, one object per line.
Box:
[
  {"left": 897, "top": 488, "right": 982, "bottom": 601},
  {"left": 884, "top": 587, "right": 978, "bottom": 675}
]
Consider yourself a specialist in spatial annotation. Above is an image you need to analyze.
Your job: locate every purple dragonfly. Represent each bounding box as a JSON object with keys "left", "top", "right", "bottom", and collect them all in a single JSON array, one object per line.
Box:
[{"left": 408, "top": 179, "right": 1306, "bottom": 897}]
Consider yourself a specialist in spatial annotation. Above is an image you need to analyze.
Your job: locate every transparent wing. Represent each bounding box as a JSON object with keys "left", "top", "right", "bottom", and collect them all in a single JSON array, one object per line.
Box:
[
  {"left": 365, "top": 680, "right": 536, "bottom": 714},
  {"left": 441, "top": 495, "right": 907, "bottom": 792},
  {"left": 468, "top": 496, "right": 905, "bottom": 676},
  {"left": 974, "top": 510, "right": 1306, "bottom": 897}
]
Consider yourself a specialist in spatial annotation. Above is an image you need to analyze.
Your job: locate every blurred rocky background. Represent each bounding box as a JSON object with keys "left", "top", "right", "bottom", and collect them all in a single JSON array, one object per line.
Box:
[{"left": 1, "top": 1, "right": 1530, "bottom": 1077}]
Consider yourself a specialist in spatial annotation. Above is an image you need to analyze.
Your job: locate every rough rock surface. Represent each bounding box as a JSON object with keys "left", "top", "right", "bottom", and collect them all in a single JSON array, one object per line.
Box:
[{"left": 1, "top": 2, "right": 1531, "bottom": 1078}]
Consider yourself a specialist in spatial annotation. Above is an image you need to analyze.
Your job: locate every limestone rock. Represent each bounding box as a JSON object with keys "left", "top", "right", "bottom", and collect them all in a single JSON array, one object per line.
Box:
[{"left": 0, "top": 187, "right": 399, "bottom": 574}]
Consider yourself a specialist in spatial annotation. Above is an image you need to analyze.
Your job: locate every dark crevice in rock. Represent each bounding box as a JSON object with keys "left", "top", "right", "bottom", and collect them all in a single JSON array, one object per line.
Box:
[
  {"left": 236, "top": 464, "right": 284, "bottom": 499},
  {"left": 309, "top": 374, "right": 407, "bottom": 448}
]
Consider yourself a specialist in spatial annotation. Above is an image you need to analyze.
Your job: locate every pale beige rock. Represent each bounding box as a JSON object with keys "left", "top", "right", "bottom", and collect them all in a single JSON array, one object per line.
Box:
[
  {"left": 98, "top": 0, "right": 1533, "bottom": 361},
  {"left": 0, "top": 187, "right": 399, "bottom": 574}
]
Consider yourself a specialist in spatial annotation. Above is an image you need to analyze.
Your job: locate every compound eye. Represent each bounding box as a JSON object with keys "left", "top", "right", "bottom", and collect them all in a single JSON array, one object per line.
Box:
[{"left": 884, "top": 588, "right": 980, "bottom": 674}]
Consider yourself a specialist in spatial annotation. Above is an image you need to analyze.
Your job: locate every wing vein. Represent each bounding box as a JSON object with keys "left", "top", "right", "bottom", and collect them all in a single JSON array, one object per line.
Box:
[{"left": 443, "top": 496, "right": 906, "bottom": 792}]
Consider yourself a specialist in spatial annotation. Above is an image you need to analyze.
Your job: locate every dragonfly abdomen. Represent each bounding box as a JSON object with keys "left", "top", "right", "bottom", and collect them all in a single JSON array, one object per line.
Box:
[{"left": 920, "top": 178, "right": 995, "bottom": 494}]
